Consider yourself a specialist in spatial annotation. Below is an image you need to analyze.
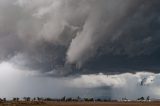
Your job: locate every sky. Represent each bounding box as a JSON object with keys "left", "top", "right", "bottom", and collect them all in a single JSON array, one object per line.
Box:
[{"left": 0, "top": 0, "right": 160, "bottom": 100}]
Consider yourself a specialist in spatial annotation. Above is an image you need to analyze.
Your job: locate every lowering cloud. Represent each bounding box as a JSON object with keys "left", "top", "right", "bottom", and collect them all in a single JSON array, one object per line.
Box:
[{"left": 0, "top": 0, "right": 160, "bottom": 76}]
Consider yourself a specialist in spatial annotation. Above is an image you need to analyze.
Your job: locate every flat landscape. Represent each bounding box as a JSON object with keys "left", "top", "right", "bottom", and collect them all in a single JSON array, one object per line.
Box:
[
  {"left": 0, "top": 1, "right": 160, "bottom": 106},
  {"left": 1, "top": 101, "right": 160, "bottom": 106}
]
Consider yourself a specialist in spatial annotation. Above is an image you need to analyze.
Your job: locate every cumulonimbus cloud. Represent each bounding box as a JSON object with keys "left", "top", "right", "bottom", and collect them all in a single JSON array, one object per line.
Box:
[
  {"left": 68, "top": 72, "right": 157, "bottom": 88},
  {"left": 67, "top": 72, "right": 160, "bottom": 99},
  {"left": 0, "top": 0, "right": 160, "bottom": 76}
]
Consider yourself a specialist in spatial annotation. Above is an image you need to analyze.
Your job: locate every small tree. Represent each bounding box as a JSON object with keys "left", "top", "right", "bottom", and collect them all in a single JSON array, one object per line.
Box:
[
  {"left": 61, "top": 96, "right": 66, "bottom": 101},
  {"left": 146, "top": 96, "right": 150, "bottom": 101},
  {"left": 137, "top": 97, "right": 145, "bottom": 101},
  {"left": 3, "top": 98, "right": 6, "bottom": 102}
]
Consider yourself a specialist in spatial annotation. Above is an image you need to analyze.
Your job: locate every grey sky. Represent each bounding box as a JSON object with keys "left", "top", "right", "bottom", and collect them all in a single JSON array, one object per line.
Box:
[{"left": 0, "top": 0, "right": 160, "bottom": 99}]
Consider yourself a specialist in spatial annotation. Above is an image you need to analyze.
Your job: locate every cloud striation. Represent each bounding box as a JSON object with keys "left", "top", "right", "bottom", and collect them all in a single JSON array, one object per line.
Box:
[{"left": 0, "top": 0, "right": 160, "bottom": 76}]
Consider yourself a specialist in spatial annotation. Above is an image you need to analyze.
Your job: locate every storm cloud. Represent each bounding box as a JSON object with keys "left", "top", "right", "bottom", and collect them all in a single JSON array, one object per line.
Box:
[
  {"left": 1, "top": 61, "right": 160, "bottom": 100},
  {"left": 0, "top": 0, "right": 160, "bottom": 76}
]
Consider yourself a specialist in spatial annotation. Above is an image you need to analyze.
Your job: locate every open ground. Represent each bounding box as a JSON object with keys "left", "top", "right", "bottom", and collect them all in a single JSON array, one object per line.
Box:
[{"left": 1, "top": 101, "right": 160, "bottom": 106}]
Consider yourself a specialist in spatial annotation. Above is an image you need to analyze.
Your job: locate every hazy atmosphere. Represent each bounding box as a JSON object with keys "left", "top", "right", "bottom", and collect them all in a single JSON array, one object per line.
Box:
[{"left": 0, "top": 0, "right": 160, "bottom": 100}]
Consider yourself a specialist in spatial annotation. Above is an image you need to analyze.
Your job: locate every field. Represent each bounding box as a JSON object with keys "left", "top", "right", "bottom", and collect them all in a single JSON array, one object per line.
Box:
[{"left": 1, "top": 101, "right": 160, "bottom": 106}]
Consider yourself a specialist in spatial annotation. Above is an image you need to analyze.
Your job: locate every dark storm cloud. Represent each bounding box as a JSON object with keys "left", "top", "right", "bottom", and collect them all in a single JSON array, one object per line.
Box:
[{"left": 0, "top": 0, "right": 160, "bottom": 76}]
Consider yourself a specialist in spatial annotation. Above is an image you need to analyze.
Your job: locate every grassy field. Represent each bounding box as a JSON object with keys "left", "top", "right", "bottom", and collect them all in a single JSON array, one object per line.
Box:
[{"left": 1, "top": 101, "right": 160, "bottom": 106}]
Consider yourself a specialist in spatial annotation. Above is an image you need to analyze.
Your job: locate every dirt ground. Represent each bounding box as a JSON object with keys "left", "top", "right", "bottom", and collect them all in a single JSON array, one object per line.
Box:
[{"left": 1, "top": 101, "right": 160, "bottom": 106}]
